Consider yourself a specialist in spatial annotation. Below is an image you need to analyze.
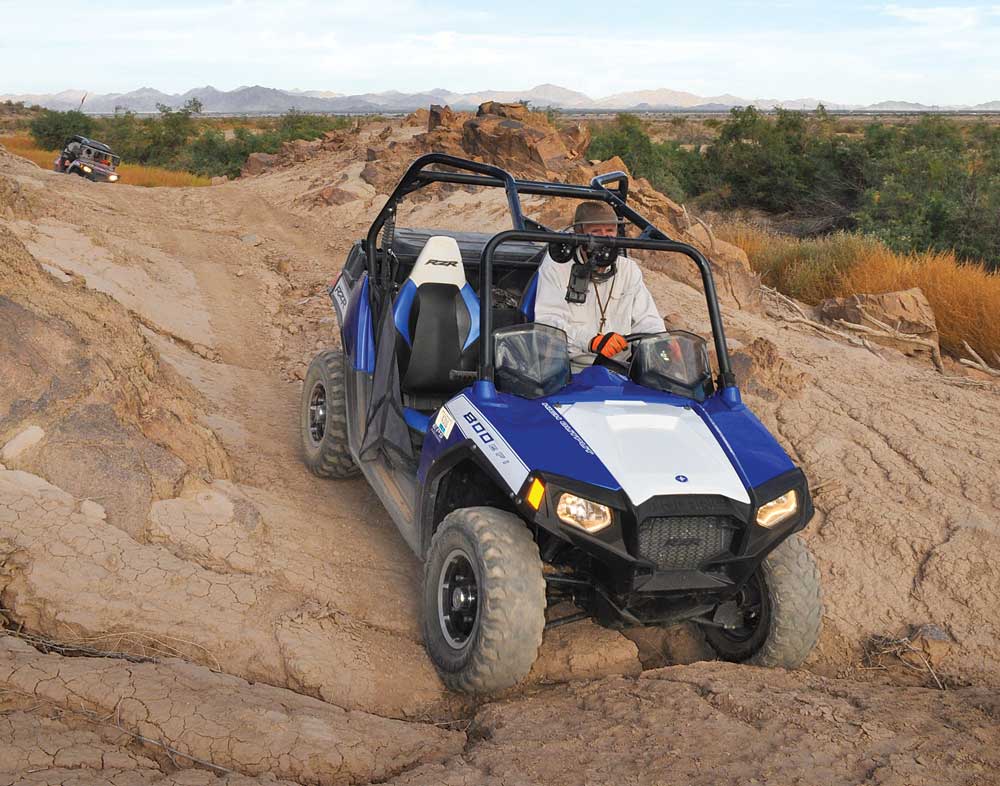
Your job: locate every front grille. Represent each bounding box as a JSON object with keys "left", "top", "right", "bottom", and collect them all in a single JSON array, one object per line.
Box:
[{"left": 637, "top": 515, "right": 735, "bottom": 570}]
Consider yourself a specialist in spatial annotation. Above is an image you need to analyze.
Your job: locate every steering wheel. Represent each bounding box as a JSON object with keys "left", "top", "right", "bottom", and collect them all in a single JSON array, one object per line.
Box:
[{"left": 591, "top": 332, "right": 657, "bottom": 373}]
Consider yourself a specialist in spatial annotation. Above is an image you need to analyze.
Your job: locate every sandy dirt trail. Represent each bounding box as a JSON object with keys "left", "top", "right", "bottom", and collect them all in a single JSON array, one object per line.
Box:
[{"left": 1, "top": 124, "right": 1000, "bottom": 785}]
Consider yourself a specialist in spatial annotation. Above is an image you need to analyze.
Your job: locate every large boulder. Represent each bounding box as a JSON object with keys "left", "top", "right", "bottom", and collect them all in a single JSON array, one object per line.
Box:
[
  {"left": 241, "top": 151, "right": 279, "bottom": 176},
  {"left": 819, "top": 288, "right": 940, "bottom": 359}
]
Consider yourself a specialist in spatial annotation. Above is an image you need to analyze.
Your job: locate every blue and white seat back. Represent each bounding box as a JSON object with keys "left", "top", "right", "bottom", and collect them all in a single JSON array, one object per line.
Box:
[{"left": 392, "top": 236, "right": 480, "bottom": 394}]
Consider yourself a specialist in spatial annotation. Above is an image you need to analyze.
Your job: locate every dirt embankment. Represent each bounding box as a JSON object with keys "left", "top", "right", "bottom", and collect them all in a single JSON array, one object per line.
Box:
[{"left": 1, "top": 105, "right": 999, "bottom": 785}]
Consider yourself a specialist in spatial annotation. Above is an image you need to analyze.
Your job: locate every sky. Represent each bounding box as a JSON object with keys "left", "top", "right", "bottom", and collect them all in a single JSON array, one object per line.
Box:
[{"left": 2, "top": 1, "right": 999, "bottom": 105}]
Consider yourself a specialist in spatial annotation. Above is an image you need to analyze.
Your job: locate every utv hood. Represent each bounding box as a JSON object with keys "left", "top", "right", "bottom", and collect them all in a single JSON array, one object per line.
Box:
[{"left": 555, "top": 400, "right": 750, "bottom": 505}]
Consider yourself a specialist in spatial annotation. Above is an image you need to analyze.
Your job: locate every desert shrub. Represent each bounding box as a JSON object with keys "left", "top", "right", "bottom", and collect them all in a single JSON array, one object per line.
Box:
[
  {"left": 855, "top": 118, "right": 1000, "bottom": 268},
  {"left": 701, "top": 106, "right": 867, "bottom": 219},
  {"left": 29, "top": 110, "right": 94, "bottom": 149},
  {"left": 185, "top": 127, "right": 283, "bottom": 178},
  {"left": 275, "top": 109, "right": 350, "bottom": 140},
  {"left": 588, "top": 113, "right": 704, "bottom": 201}
]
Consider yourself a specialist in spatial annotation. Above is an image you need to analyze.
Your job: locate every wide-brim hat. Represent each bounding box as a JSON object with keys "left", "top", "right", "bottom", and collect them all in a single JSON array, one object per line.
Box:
[{"left": 573, "top": 200, "right": 618, "bottom": 227}]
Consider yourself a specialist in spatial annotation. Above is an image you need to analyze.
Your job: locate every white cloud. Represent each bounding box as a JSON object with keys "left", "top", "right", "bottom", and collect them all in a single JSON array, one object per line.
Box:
[
  {"left": 884, "top": 3, "right": 984, "bottom": 30},
  {"left": 2, "top": 1, "right": 998, "bottom": 104}
]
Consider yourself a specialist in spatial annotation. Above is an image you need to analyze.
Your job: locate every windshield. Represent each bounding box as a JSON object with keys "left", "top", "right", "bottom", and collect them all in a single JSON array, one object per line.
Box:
[
  {"left": 629, "top": 331, "right": 714, "bottom": 401},
  {"left": 494, "top": 323, "right": 571, "bottom": 399}
]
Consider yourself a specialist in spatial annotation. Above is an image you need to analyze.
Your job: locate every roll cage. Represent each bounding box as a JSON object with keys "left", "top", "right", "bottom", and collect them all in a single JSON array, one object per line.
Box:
[{"left": 364, "top": 153, "right": 736, "bottom": 389}]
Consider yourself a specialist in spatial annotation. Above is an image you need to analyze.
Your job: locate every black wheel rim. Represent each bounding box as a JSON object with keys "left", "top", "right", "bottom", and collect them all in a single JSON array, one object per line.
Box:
[
  {"left": 719, "top": 572, "right": 769, "bottom": 644},
  {"left": 438, "top": 549, "right": 480, "bottom": 650},
  {"left": 307, "top": 381, "right": 327, "bottom": 443}
]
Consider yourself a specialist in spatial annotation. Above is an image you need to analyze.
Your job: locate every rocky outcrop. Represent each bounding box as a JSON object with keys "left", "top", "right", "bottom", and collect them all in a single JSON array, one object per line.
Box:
[
  {"left": 427, "top": 104, "right": 456, "bottom": 131},
  {"left": 460, "top": 103, "right": 589, "bottom": 178},
  {"left": 0, "top": 636, "right": 463, "bottom": 785},
  {"left": 819, "top": 288, "right": 941, "bottom": 359},
  {"left": 0, "top": 224, "right": 231, "bottom": 532}
]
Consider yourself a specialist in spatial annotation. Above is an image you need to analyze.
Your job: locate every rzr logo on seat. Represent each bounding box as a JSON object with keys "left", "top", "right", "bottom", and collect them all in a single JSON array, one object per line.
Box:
[
  {"left": 462, "top": 412, "right": 494, "bottom": 444},
  {"left": 426, "top": 258, "right": 459, "bottom": 267}
]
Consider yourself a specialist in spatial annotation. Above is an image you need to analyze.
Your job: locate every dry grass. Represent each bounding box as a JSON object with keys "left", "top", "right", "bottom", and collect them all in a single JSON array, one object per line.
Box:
[
  {"left": 115, "top": 164, "right": 211, "bottom": 188},
  {"left": 718, "top": 223, "right": 1000, "bottom": 359},
  {"left": 0, "top": 134, "right": 209, "bottom": 188}
]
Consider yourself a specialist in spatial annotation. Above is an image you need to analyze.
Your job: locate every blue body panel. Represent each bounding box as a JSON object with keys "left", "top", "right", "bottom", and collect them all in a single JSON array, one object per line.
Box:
[
  {"left": 343, "top": 275, "right": 375, "bottom": 372},
  {"left": 459, "top": 283, "right": 481, "bottom": 350},
  {"left": 404, "top": 408, "right": 432, "bottom": 432},
  {"left": 417, "top": 417, "right": 467, "bottom": 481},
  {"left": 519, "top": 272, "right": 539, "bottom": 321},
  {"left": 392, "top": 280, "right": 418, "bottom": 346},
  {"left": 698, "top": 388, "right": 794, "bottom": 488}
]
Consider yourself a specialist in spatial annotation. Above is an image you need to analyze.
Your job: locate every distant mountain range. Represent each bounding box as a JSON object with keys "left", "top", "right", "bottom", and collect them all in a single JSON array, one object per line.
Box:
[{"left": 4, "top": 83, "right": 999, "bottom": 115}]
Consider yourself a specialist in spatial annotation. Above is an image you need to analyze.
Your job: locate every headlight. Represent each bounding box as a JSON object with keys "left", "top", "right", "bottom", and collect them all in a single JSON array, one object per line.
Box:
[
  {"left": 82, "top": 165, "right": 92, "bottom": 173},
  {"left": 755, "top": 490, "right": 799, "bottom": 528},
  {"left": 109, "top": 174, "right": 118, "bottom": 181},
  {"left": 556, "top": 493, "right": 612, "bottom": 533}
]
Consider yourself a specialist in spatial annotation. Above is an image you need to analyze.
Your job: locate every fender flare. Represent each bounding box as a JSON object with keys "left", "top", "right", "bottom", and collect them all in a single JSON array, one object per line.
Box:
[{"left": 415, "top": 439, "right": 519, "bottom": 559}]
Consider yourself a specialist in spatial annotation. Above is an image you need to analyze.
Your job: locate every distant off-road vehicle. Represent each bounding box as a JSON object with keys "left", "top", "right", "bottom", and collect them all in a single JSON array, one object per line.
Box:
[
  {"left": 54, "top": 135, "right": 120, "bottom": 183},
  {"left": 302, "top": 153, "right": 823, "bottom": 694}
]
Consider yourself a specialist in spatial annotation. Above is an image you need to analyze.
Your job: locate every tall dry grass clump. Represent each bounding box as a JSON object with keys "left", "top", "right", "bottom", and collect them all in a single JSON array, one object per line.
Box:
[
  {"left": 845, "top": 247, "right": 1000, "bottom": 359},
  {"left": 718, "top": 223, "right": 1000, "bottom": 360},
  {"left": 1, "top": 134, "right": 56, "bottom": 168},
  {"left": 0, "top": 135, "right": 209, "bottom": 188}
]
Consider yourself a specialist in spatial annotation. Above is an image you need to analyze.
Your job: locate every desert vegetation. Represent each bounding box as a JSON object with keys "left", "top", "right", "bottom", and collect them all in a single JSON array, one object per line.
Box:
[
  {"left": 590, "top": 108, "right": 1000, "bottom": 271},
  {"left": 24, "top": 100, "right": 353, "bottom": 179}
]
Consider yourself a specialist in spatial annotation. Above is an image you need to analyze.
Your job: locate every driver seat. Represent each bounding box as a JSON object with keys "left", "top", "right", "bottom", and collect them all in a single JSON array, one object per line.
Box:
[{"left": 392, "top": 237, "right": 479, "bottom": 428}]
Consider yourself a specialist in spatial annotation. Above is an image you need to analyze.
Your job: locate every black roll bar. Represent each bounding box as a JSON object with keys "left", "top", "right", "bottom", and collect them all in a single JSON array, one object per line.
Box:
[
  {"left": 591, "top": 170, "right": 629, "bottom": 203},
  {"left": 479, "top": 231, "right": 736, "bottom": 389},
  {"left": 365, "top": 153, "right": 527, "bottom": 276},
  {"left": 364, "top": 156, "right": 672, "bottom": 284}
]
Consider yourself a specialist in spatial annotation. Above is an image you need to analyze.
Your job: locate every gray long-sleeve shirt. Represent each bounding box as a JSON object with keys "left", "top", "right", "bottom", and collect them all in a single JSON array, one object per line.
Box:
[{"left": 533, "top": 253, "right": 664, "bottom": 355}]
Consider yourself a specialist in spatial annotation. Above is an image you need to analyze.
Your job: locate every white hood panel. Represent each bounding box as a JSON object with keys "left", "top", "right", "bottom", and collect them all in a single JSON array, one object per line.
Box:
[{"left": 558, "top": 401, "right": 750, "bottom": 505}]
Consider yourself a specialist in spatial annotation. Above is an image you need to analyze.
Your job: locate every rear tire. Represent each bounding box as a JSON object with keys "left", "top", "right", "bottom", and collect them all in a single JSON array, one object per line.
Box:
[
  {"left": 300, "top": 349, "right": 359, "bottom": 479},
  {"left": 703, "top": 533, "right": 822, "bottom": 668},
  {"left": 422, "top": 507, "right": 545, "bottom": 694}
]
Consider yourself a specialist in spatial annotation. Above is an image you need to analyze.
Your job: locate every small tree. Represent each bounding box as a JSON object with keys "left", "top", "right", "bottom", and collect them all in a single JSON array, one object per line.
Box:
[
  {"left": 146, "top": 99, "right": 203, "bottom": 164},
  {"left": 29, "top": 110, "right": 94, "bottom": 150}
]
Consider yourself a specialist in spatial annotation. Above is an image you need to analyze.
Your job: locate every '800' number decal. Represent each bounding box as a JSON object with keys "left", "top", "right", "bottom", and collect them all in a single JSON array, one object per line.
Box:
[{"left": 447, "top": 396, "right": 529, "bottom": 492}]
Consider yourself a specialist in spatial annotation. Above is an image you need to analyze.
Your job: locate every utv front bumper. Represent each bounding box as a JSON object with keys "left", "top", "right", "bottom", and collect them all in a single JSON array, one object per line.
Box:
[{"left": 519, "top": 467, "right": 813, "bottom": 622}]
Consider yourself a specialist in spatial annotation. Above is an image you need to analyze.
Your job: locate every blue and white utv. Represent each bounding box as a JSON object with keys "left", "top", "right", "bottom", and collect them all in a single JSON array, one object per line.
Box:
[{"left": 302, "top": 154, "right": 822, "bottom": 693}]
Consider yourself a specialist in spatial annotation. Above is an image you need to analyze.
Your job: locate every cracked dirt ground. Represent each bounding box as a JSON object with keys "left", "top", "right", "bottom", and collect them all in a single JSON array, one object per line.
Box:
[{"left": 1, "top": 121, "right": 999, "bottom": 785}]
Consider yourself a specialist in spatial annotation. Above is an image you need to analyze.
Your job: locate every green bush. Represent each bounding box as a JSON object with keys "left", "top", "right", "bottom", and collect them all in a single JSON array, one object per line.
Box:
[
  {"left": 276, "top": 109, "right": 350, "bottom": 140},
  {"left": 587, "top": 108, "right": 1000, "bottom": 270},
  {"left": 29, "top": 110, "right": 94, "bottom": 149},
  {"left": 701, "top": 106, "right": 867, "bottom": 217},
  {"left": 855, "top": 118, "right": 1000, "bottom": 268},
  {"left": 588, "top": 114, "right": 703, "bottom": 201}
]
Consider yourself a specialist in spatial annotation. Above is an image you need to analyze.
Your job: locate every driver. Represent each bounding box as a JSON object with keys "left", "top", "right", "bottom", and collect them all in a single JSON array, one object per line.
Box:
[
  {"left": 62, "top": 138, "right": 82, "bottom": 167},
  {"left": 534, "top": 201, "right": 664, "bottom": 360}
]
